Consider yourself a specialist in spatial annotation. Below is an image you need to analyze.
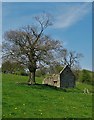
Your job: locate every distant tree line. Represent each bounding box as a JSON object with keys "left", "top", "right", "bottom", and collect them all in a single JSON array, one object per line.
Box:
[
  {"left": 80, "top": 69, "right": 93, "bottom": 85},
  {"left": 1, "top": 60, "right": 28, "bottom": 76},
  {"left": 2, "top": 60, "right": 93, "bottom": 85}
]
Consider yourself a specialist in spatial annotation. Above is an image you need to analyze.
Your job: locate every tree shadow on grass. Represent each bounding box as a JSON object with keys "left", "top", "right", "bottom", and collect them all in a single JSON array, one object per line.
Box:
[
  {"left": 31, "top": 83, "right": 83, "bottom": 93},
  {"left": 16, "top": 82, "right": 67, "bottom": 92},
  {"left": 16, "top": 82, "right": 86, "bottom": 93}
]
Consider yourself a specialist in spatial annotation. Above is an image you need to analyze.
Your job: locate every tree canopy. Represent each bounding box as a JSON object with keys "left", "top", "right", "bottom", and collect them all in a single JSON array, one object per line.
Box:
[
  {"left": 3, "top": 13, "right": 83, "bottom": 85},
  {"left": 3, "top": 13, "right": 63, "bottom": 84}
]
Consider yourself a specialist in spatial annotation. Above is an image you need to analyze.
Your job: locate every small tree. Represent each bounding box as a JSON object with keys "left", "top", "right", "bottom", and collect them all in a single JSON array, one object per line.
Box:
[
  {"left": 58, "top": 49, "right": 83, "bottom": 81},
  {"left": 49, "top": 62, "right": 63, "bottom": 74},
  {"left": 60, "top": 49, "right": 83, "bottom": 68},
  {"left": 3, "top": 13, "right": 62, "bottom": 84}
]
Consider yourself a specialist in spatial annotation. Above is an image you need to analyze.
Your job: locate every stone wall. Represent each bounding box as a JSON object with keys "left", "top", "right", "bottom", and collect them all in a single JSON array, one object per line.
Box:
[
  {"left": 42, "top": 74, "right": 60, "bottom": 87},
  {"left": 42, "top": 65, "right": 76, "bottom": 88}
]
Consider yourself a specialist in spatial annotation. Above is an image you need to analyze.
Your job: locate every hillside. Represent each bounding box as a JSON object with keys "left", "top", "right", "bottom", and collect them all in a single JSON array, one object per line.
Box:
[{"left": 2, "top": 74, "right": 93, "bottom": 118}]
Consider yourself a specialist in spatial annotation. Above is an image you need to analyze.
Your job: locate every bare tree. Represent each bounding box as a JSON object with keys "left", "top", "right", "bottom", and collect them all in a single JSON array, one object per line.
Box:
[
  {"left": 3, "top": 13, "right": 62, "bottom": 84},
  {"left": 60, "top": 49, "right": 83, "bottom": 68}
]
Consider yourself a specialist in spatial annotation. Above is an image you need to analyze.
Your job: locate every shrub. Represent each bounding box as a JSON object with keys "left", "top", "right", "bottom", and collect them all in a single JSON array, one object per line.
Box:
[{"left": 81, "top": 69, "right": 92, "bottom": 84}]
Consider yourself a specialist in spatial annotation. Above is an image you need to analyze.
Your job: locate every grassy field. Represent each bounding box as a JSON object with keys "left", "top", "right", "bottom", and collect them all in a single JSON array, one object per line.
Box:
[{"left": 2, "top": 74, "right": 93, "bottom": 118}]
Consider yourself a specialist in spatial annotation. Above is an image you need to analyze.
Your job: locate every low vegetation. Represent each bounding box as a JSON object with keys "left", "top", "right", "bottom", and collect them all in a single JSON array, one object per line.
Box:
[{"left": 2, "top": 74, "right": 93, "bottom": 118}]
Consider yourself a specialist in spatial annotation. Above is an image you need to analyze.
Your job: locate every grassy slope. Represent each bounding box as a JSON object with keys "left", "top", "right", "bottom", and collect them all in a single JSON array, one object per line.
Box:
[
  {"left": 2, "top": 74, "right": 93, "bottom": 118},
  {"left": 0, "top": 73, "right": 2, "bottom": 119}
]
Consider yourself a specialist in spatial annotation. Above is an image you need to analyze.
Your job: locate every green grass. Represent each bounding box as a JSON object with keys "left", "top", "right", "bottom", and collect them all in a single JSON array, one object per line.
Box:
[
  {"left": 0, "top": 73, "right": 2, "bottom": 119},
  {"left": 2, "top": 74, "right": 93, "bottom": 118}
]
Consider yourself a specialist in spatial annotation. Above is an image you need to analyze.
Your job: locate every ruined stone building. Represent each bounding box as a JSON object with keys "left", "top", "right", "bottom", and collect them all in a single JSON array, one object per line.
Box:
[{"left": 42, "top": 65, "right": 76, "bottom": 88}]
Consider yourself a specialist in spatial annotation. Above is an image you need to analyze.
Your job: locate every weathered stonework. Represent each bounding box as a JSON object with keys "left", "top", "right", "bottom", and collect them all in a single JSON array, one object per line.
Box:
[
  {"left": 42, "top": 74, "right": 60, "bottom": 87},
  {"left": 42, "top": 65, "right": 76, "bottom": 88}
]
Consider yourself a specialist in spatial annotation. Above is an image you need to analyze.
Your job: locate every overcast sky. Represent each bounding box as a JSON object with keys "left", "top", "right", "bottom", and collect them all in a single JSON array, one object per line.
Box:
[{"left": 1, "top": 2, "right": 92, "bottom": 70}]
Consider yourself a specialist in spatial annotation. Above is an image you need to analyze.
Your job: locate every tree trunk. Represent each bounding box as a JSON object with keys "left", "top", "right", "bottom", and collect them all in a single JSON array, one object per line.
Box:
[
  {"left": 32, "top": 71, "right": 36, "bottom": 84},
  {"left": 28, "top": 71, "right": 36, "bottom": 85}
]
